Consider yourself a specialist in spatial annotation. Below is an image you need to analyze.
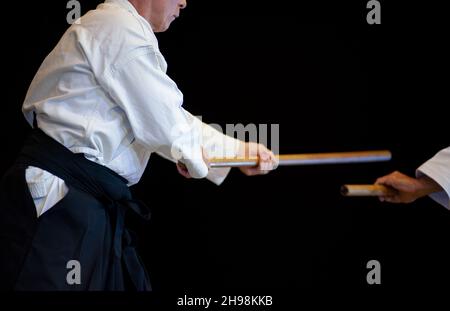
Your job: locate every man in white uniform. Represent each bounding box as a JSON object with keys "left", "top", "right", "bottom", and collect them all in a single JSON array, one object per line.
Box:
[
  {"left": 0, "top": 0, "right": 277, "bottom": 290},
  {"left": 376, "top": 147, "right": 450, "bottom": 209}
]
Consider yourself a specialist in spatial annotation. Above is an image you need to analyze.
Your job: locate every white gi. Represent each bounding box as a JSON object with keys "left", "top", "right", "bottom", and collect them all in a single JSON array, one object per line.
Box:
[
  {"left": 416, "top": 147, "right": 450, "bottom": 210},
  {"left": 22, "top": 0, "right": 240, "bottom": 217}
]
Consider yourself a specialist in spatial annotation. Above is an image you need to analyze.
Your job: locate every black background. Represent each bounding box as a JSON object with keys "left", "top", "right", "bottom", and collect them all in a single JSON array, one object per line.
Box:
[{"left": 2, "top": 0, "right": 449, "bottom": 307}]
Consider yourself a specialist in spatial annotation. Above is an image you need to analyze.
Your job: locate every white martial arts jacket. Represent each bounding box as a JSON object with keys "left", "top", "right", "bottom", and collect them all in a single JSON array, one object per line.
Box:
[
  {"left": 416, "top": 147, "right": 450, "bottom": 210},
  {"left": 22, "top": 0, "right": 240, "bottom": 217}
]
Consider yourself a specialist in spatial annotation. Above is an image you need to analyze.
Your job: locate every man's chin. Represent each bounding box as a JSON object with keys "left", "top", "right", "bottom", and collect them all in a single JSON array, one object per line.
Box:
[{"left": 153, "top": 20, "right": 173, "bottom": 33}]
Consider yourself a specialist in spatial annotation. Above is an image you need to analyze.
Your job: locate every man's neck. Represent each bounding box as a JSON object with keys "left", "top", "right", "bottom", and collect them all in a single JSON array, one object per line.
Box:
[{"left": 128, "top": 0, "right": 153, "bottom": 27}]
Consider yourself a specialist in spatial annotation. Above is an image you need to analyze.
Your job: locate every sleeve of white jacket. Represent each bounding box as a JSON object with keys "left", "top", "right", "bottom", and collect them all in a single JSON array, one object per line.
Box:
[
  {"left": 157, "top": 109, "right": 242, "bottom": 185},
  {"left": 102, "top": 46, "right": 208, "bottom": 179},
  {"left": 416, "top": 147, "right": 450, "bottom": 210}
]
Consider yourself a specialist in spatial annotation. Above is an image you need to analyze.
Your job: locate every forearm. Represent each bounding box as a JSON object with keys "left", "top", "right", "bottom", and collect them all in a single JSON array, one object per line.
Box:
[{"left": 415, "top": 175, "right": 443, "bottom": 199}]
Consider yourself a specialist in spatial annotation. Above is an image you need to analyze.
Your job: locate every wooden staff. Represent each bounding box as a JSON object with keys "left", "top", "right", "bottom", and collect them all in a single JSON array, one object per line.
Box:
[
  {"left": 341, "top": 184, "right": 397, "bottom": 197},
  {"left": 209, "top": 150, "right": 391, "bottom": 168}
]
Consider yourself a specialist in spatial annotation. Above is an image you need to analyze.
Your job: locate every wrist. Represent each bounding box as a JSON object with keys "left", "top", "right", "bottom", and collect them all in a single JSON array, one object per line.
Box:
[{"left": 415, "top": 175, "right": 443, "bottom": 198}]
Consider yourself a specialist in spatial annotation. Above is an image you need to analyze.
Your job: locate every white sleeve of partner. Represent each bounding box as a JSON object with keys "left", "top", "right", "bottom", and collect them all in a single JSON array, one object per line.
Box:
[
  {"left": 156, "top": 110, "right": 242, "bottom": 185},
  {"left": 416, "top": 147, "right": 450, "bottom": 210}
]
